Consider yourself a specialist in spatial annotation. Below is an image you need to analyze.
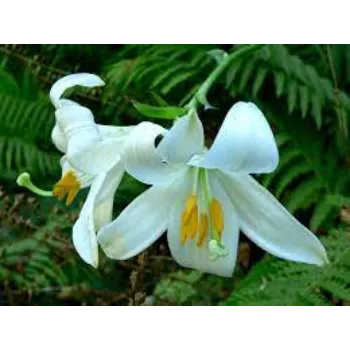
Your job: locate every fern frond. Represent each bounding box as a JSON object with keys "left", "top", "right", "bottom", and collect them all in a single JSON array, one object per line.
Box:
[
  {"left": 224, "top": 228, "right": 350, "bottom": 306},
  {"left": 102, "top": 45, "right": 217, "bottom": 120},
  {"left": 225, "top": 44, "right": 350, "bottom": 130}
]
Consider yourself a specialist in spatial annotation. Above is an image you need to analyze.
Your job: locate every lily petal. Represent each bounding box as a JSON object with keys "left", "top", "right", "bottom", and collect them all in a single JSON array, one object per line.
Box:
[
  {"left": 51, "top": 124, "right": 68, "bottom": 153},
  {"left": 201, "top": 102, "right": 279, "bottom": 174},
  {"left": 72, "top": 162, "right": 124, "bottom": 267},
  {"left": 98, "top": 171, "right": 190, "bottom": 260},
  {"left": 93, "top": 162, "right": 125, "bottom": 231},
  {"left": 50, "top": 73, "right": 104, "bottom": 109},
  {"left": 217, "top": 171, "right": 329, "bottom": 266},
  {"left": 51, "top": 99, "right": 81, "bottom": 153},
  {"left": 121, "top": 121, "right": 187, "bottom": 185},
  {"left": 157, "top": 111, "right": 204, "bottom": 164},
  {"left": 69, "top": 138, "right": 127, "bottom": 175},
  {"left": 56, "top": 104, "right": 102, "bottom": 158},
  {"left": 72, "top": 175, "right": 104, "bottom": 268},
  {"left": 60, "top": 156, "right": 94, "bottom": 188},
  {"left": 52, "top": 108, "right": 133, "bottom": 155},
  {"left": 167, "top": 172, "right": 239, "bottom": 277}
]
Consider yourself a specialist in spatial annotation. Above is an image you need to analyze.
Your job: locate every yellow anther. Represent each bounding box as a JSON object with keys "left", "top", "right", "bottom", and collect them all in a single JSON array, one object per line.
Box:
[
  {"left": 210, "top": 198, "right": 224, "bottom": 238},
  {"left": 180, "top": 195, "right": 199, "bottom": 243},
  {"left": 197, "top": 213, "right": 209, "bottom": 247},
  {"left": 180, "top": 212, "right": 188, "bottom": 245},
  {"left": 183, "top": 195, "right": 198, "bottom": 223},
  {"left": 53, "top": 171, "right": 81, "bottom": 206}
]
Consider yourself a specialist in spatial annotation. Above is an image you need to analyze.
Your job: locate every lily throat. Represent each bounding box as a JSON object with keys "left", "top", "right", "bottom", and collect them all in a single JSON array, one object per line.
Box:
[{"left": 180, "top": 168, "right": 228, "bottom": 260}]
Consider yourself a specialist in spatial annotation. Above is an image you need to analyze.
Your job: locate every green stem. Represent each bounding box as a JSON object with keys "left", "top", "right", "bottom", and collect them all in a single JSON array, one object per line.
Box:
[{"left": 187, "top": 44, "right": 265, "bottom": 110}]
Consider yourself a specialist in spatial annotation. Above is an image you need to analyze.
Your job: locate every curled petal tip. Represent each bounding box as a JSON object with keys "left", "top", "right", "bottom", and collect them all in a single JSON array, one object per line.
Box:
[{"left": 50, "top": 73, "right": 105, "bottom": 108}]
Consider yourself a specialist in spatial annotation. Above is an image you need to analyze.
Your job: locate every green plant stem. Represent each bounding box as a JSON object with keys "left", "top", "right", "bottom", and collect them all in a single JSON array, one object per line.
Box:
[{"left": 187, "top": 44, "right": 265, "bottom": 110}]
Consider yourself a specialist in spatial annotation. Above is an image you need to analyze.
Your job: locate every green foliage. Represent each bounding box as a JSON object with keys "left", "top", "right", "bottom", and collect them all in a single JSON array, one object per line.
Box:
[
  {"left": 101, "top": 45, "right": 216, "bottom": 121},
  {"left": 0, "top": 44, "right": 349, "bottom": 305},
  {"left": 154, "top": 269, "right": 234, "bottom": 306},
  {"left": 225, "top": 45, "right": 350, "bottom": 130},
  {"left": 131, "top": 99, "right": 187, "bottom": 119},
  {"left": 221, "top": 45, "right": 349, "bottom": 233},
  {"left": 224, "top": 228, "right": 350, "bottom": 306},
  {"left": 0, "top": 65, "right": 60, "bottom": 180}
]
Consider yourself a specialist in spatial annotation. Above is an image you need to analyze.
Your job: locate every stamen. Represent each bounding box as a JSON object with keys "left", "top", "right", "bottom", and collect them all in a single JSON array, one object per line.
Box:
[
  {"left": 180, "top": 212, "right": 188, "bottom": 245},
  {"left": 53, "top": 171, "right": 81, "bottom": 206},
  {"left": 197, "top": 212, "right": 208, "bottom": 247},
  {"left": 179, "top": 168, "right": 201, "bottom": 245},
  {"left": 210, "top": 198, "right": 224, "bottom": 238},
  {"left": 197, "top": 169, "right": 229, "bottom": 260},
  {"left": 181, "top": 195, "right": 199, "bottom": 240},
  {"left": 182, "top": 195, "right": 196, "bottom": 222},
  {"left": 17, "top": 173, "right": 53, "bottom": 197}
]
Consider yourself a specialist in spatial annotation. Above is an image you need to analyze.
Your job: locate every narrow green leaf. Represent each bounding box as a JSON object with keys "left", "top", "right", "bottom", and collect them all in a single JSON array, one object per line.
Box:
[
  {"left": 0, "top": 70, "right": 20, "bottom": 95},
  {"left": 274, "top": 72, "right": 285, "bottom": 97},
  {"left": 275, "top": 133, "right": 290, "bottom": 147},
  {"left": 310, "top": 195, "right": 335, "bottom": 231},
  {"left": 252, "top": 67, "right": 268, "bottom": 97},
  {"left": 285, "top": 178, "right": 323, "bottom": 213},
  {"left": 287, "top": 80, "right": 298, "bottom": 114},
  {"left": 207, "top": 49, "right": 228, "bottom": 65},
  {"left": 238, "top": 59, "right": 256, "bottom": 92},
  {"left": 311, "top": 94, "right": 323, "bottom": 129},
  {"left": 275, "top": 162, "right": 310, "bottom": 198},
  {"left": 299, "top": 85, "right": 309, "bottom": 118},
  {"left": 326, "top": 195, "right": 350, "bottom": 207},
  {"left": 225, "top": 62, "right": 241, "bottom": 89},
  {"left": 149, "top": 92, "right": 169, "bottom": 106},
  {"left": 131, "top": 100, "right": 186, "bottom": 119}
]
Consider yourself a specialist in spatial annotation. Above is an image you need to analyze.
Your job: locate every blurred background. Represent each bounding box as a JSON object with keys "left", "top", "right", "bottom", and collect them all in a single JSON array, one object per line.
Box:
[{"left": 0, "top": 44, "right": 349, "bottom": 306}]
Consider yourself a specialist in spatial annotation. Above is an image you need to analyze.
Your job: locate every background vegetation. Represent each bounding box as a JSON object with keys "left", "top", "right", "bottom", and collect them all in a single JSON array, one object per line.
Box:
[{"left": 0, "top": 44, "right": 349, "bottom": 306}]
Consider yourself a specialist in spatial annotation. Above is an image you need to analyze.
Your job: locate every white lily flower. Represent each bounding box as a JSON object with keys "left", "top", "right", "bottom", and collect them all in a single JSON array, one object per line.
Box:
[
  {"left": 18, "top": 73, "right": 134, "bottom": 268},
  {"left": 97, "top": 102, "right": 329, "bottom": 277}
]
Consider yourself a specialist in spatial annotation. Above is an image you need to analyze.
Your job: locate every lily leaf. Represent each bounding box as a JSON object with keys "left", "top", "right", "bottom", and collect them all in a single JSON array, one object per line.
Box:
[
  {"left": 207, "top": 49, "right": 228, "bottom": 65},
  {"left": 131, "top": 100, "right": 186, "bottom": 119},
  {"left": 149, "top": 91, "right": 169, "bottom": 107}
]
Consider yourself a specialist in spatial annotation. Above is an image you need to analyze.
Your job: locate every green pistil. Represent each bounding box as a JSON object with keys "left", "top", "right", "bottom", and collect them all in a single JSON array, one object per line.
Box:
[{"left": 17, "top": 172, "right": 53, "bottom": 197}]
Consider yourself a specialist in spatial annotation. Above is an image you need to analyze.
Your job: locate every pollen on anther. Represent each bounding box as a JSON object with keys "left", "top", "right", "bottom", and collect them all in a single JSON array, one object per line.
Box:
[
  {"left": 53, "top": 171, "right": 81, "bottom": 206},
  {"left": 180, "top": 212, "right": 188, "bottom": 245},
  {"left": 183, "top": 195, "right": 198, "bottom": 223},
  {"left": 210, "top": 198, "right": 224, "bottom": 238},
  {"left": 197, "top": 213, "right": 208, "bottom": 247}
]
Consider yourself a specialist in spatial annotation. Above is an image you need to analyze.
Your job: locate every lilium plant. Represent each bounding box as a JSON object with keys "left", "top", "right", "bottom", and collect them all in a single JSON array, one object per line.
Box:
[
  {"left": 18, "top": 73, "right": 135, "bottom": 267},
  {"left": 97, "top": 102, "right": 329, "bottom": 277}
]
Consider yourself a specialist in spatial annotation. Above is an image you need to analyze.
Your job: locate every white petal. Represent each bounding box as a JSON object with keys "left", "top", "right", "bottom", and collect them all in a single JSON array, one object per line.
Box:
[
  {"left": 56, "top": 104, "right": 102, "bottom": 158},
  {"left": 98, "top": 125, "right": 134, "bottom": 140},
  {"left": 50, "top": 73, "right": 104, "bottom": 109},
  {"left": 167, "top": 172, "right": 239, "bottom": 277},
  {"left": 51, "top": 124, "right": 67, "bottom": 153},
  {"left": 121, "top": 121, "right": 187, "bottom": 185},
  {"left": 72, "top": 175, "right": 104, "bottom": 267},
  {"left": 94, "top": 163, "right": 124, "bottom": 231},
  {"left": 51, "top": 99, "right": 79, "bottom": 153},
  {"left": 72, "top": 163, "right": 124, "bottom": 267},
  {"left": 98, "top": 171, "right": 190, "bottom": 260},
  {"left": 217, "top": 171, "right": 329, "bottom": 266},
  {"left": 60, "top": 156, "right": 94, "bottom": 188},
  {"left": 68, "top": 138, "right": 126, "bottom": 175},
  {"left": 201, "top": 102, "right": 279, "bottom": 174},
  {"left": 51, "top": 120, "right": 133, "bottom": 155},
  {"left": 157, "top": 111, "right": 205, "bottom": 164}
]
